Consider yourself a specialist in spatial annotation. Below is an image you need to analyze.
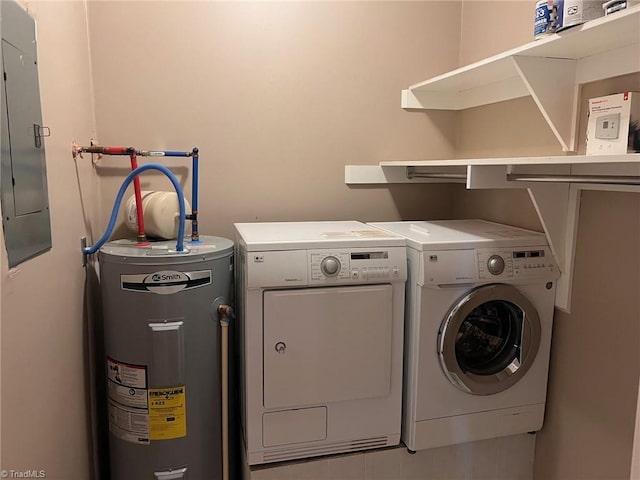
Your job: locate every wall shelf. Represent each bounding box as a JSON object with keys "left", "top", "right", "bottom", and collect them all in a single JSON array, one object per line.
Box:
[
  {"left": 350, "top": 7, "right": 640, "bottom": 312},
  {"left": 349, "top": 155, "right": 640, "bottom": 315},
  {"left": 346, "top": 154, "right": 640, "bottom": 312},
  {"left": 401, "top": 5, "right": 640, "bottom": 152},
  {"left": 347, "top": 154, "right": 640, "bottom": 185}
]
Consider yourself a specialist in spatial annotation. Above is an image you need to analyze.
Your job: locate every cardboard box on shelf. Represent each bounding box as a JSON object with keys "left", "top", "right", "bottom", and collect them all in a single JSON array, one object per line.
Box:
[{"left": 586, "top": 92, "right": 640, "bottom": 155}]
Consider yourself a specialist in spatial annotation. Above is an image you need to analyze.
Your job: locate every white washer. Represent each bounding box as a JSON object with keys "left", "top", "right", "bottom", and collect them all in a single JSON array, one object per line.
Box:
[
  {"left": 368, "top": 219, "right": 559, "bottom": 451},
  {"left": 234, "top": 221, "right": 407, "bottom": 465}
]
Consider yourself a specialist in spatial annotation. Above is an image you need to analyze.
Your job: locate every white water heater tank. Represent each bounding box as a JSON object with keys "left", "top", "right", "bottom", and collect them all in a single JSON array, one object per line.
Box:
[{"left": 124, "top": 191, "right": 191, "bottom": 240}]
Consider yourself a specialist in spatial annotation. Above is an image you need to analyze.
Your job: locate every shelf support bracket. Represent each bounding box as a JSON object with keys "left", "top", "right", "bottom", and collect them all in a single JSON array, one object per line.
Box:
[
  {"left": 526, "top": 183, "right": 581, "bottom": 313},
  {"left": 512, "top": 56, "right": 578, "bottom": 152}
]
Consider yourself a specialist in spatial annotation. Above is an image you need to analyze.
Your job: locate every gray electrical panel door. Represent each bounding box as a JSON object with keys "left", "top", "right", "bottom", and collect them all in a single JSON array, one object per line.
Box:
[{"left": 1, "top": 0, "right": 52, "bottom": 267}]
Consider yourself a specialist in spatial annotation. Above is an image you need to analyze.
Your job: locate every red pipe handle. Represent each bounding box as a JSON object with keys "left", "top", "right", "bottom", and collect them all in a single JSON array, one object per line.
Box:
[
  {"left": 129, "top": 153, "right": 147, "bottom": 244},
  {"left": 104, "top": 146, "right": 130, "bottom": 155}
]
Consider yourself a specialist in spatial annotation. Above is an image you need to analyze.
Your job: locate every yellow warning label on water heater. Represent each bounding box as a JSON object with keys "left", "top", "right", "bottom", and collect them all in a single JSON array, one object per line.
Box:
[{"left": 148, "top": 386, "right": 187, "bottom": 440}]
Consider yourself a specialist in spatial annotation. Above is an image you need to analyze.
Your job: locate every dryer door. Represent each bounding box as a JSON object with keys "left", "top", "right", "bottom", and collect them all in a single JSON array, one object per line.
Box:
[
  {"left": 438, "top": 283, "right": 541, "bottom": 396},
  {"left": 263, "top": 284, "right": 393, "bottom": 409}
]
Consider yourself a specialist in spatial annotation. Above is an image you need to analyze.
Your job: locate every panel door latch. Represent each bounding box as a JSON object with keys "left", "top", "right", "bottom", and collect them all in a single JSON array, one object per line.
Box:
[{"left": 33, "top": 124, "right": 50, "bottom": 148}]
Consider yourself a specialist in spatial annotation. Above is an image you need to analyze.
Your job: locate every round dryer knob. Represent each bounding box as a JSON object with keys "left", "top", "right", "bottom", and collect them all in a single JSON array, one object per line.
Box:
[
  {"left": 320, "top": 256, "right": 341, "bottom": 277},
  {"left": 487, "top": 255, "right": 505, "bottom": 275}
]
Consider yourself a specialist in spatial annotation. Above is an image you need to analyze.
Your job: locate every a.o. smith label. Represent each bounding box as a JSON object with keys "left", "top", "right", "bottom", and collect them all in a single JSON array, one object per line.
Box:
[{"left": 121, "top": 270, "right": 211, "bottom": 295}]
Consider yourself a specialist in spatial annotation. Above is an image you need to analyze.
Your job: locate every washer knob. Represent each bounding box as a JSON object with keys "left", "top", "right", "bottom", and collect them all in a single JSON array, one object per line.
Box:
[
  {"left": 320, "top": 256, "right": 341, "bottom": 277},
  {"left": 487, "top": 255, "right": 505, "bottom": 275}
]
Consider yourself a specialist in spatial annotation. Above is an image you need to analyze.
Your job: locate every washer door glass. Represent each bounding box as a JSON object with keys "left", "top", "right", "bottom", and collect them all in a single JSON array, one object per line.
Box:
[{"left": 438, "top": 284, "right": 541, "bottom": 395}]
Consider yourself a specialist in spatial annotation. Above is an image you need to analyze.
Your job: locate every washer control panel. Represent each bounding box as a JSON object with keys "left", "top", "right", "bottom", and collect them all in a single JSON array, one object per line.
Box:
[
  {"left": 511, "top": 248, "right": 557, "bottom": 277},
  {"left": 309, "top": 247, "right": 406, "bottom": 285},
  {"left": 487, "top": 254, "right": 506, "bottom": 275},
  {"left": 478, "top": 247, "right": 556, "bottom": 279},
  {"left": 478, "top": 251, "right": 514, "bottom": 279}
]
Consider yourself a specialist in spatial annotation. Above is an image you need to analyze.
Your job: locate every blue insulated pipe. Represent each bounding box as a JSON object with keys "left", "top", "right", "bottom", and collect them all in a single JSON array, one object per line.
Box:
[
  {"left": 138, "top": 150, "right": 191, "bottom": 157},
  {"left": 191, "top": 147, "right": 199, "bottom": 242},
  {"left": 83, "top": 163, "right": 186, "bottom": 255}
]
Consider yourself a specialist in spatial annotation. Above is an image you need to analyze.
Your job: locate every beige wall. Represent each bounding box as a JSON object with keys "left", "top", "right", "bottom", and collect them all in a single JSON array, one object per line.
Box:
[
  {"left": 86, "top": 1, "right": 462, "bottom": 240},
  {"left": 452, "top": 95, "right": 560, "bottom": 230},
  {"left": 459, "top": 0, "right": 535, "bottom": 67},
  {"left": 536, "top": 190, "right": 640, "bottom": 479},
  {"left": 1, "top": 1, "right": 96, "bottom": 479},
  {"left": 533, "top": 74, "right": 640, "bottom": 480},
  {"left": 454, "top": 0, "right": 557, "bottom": 231},
  {"left": 456, "top": 2, "right": 640, "bottom": 479}
]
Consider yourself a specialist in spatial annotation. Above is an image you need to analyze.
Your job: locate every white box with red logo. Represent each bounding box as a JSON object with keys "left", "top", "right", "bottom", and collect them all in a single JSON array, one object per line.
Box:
[{"left": 586, "top": 92, "right": 640, "bottom": 155}]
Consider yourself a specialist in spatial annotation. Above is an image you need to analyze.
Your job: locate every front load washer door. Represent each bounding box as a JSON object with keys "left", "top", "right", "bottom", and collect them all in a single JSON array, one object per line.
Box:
[{"left": 437, "top": 283, "right": 541, "bottom": 396}]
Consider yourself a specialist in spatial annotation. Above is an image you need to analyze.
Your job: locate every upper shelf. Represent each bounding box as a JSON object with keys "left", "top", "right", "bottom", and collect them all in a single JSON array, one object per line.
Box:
[{"left": 401, "top": 5, "right": 640, "bottom": 151}]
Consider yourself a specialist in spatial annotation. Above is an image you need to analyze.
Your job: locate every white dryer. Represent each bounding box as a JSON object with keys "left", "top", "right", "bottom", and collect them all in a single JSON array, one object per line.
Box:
[
  {"left": 234, "top": 221, "right": 407, "bottom": 465},
  {"left": 368, "top": 219, "right": 559, "bottom": 452}
]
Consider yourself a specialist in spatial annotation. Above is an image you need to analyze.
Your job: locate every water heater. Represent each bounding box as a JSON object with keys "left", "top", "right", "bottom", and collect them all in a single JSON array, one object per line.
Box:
[{"left": 99, "top": 236, "right": 233, "bottom": 480}]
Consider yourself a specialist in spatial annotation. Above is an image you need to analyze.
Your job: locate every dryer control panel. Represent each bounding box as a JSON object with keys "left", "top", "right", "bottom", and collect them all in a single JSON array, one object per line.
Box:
[
  {"left": 309, "top": 247, "right": 407, "bottom": 285},
  {"left": 245, "top": 247, "right": 407, "bottom": 288}
]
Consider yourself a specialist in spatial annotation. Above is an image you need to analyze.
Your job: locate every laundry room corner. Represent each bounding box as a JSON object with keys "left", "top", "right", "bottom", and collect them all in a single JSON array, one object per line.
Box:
[
  {"left": 1, "top": 1, "right": 98, "bottom": 479},
  {"left": 450, "top": 2, "right": 640, "bottom": 479},
  {"left": 450, "top": 72, "right": 640, "bottom": 480}
]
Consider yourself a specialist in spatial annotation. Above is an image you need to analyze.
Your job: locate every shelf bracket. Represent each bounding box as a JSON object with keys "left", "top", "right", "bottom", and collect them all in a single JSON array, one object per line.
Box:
[
  {"left": 466, "top": 165, "right": 579, "bottom": 311},
  {"left": 512, "top": 56, "right": 578, "bottom": 152},
  {"left": 526, "top": 183, "right": 581, "bottom": 313}
]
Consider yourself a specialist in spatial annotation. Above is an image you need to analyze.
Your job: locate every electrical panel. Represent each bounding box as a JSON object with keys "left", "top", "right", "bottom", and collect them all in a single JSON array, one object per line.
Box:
[{"left": 1, "top": 0, "right": 52, "bottom": 267}]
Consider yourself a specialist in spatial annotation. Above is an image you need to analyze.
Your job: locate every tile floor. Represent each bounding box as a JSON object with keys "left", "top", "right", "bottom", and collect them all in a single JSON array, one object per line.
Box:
[{"left": 243, "top": 434, "right": 534, "bottom": 480}]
